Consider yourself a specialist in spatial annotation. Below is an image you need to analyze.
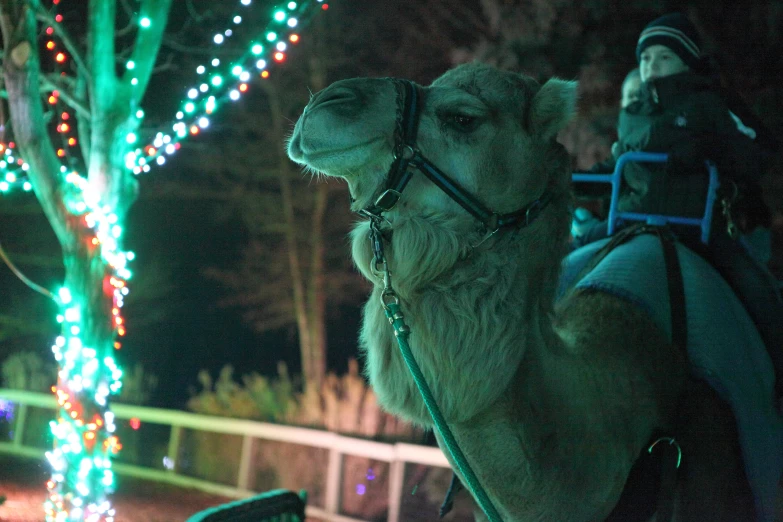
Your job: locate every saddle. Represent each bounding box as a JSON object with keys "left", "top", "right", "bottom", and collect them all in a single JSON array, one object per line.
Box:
[{"left": 557, "top": 228, "right": 783, "bottom": 522}]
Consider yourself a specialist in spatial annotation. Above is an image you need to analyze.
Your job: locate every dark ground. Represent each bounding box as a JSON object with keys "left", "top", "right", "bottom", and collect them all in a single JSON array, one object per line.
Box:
[{"left": 0, "top": 455, "right": 236, "bottom": 522}]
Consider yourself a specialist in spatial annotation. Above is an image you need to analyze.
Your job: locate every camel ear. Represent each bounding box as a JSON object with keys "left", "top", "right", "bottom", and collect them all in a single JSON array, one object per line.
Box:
[{"left": 528, "top": 79, "right": 578, "bottom": 140}]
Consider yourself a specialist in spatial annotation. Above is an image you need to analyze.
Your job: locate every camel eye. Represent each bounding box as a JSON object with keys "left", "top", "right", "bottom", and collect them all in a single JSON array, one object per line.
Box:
[{"left": 444, "top": 113, "right": 478, "bottom": 131}]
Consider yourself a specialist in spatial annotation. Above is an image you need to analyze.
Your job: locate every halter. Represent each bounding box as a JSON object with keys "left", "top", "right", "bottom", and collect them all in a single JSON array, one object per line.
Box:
[
  {"left": 359, "top": 79, "right": 553, "bottom": 233},
  {"left": 356, "top": 78, "right": 518, "bottom": 522}
]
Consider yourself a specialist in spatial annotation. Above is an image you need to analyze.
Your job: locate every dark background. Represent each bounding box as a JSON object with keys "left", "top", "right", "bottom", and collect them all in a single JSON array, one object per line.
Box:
[{"left": 1, "top": 0, "right": 781, "bottom": 409}]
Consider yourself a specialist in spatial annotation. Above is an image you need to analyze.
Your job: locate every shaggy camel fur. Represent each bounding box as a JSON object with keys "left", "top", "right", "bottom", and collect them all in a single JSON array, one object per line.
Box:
[{"left": 287, "top": 63, "right": 760, "bottom": 521}]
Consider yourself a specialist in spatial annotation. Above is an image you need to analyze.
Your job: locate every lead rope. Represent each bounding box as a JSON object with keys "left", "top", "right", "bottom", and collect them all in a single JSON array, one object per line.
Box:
[{"left": 368, "top": 218, "right": 504, "bottom": 522}]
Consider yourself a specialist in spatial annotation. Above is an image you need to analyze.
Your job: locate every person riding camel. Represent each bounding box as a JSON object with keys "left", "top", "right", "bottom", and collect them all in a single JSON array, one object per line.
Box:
[
  {"left": 620, "top": 67, "right": 642, "bottom": 109},
  {"left": 572, "top": 68, "right": 643, "bottom": 236},
  {"left": 573, "top": 13, "right": 783, "bottom": 403}
]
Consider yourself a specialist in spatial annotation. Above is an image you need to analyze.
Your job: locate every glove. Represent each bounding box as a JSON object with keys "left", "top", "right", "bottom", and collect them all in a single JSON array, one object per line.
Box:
[{"left": 571, "top": 207, "right": 599, "bottom": 238}]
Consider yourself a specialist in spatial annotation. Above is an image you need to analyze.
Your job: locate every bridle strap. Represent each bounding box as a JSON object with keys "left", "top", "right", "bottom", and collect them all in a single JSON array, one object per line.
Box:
[
  {"left": 387, "top": 80, "right": 421, "bottom": 191},
  {"left": 413, "top": 151, "right": 554, "bottom": 231},
  {"left": 361, "top": 80, "right": 421, "bottom": 216},
  {"left": 360, "top": 78, "right": 554, "bottom": 234}
]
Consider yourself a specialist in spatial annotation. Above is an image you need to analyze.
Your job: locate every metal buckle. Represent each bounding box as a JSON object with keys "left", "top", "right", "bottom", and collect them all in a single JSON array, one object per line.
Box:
[
  {"left": 648, "top": 437, "right": 682, "bottom": 469},
  {"left": 374, "top": 189, "right": 402, "bottom": 212},
  {"left": 393, "top": 144, "right": 416, "bottom": 161},
  {"left": 525, "top": 200, "right": 542, "bottom": 226}
]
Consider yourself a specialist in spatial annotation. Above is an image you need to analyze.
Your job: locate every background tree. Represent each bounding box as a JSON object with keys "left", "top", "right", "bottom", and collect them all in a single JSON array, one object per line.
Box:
[
  {"left": 195, "top": 103, "right": 366, "bottom": 393},
  {"left": 152, "top": 0, "right": 487, "bottom": 395},
  {"left": 0, "top": 0, "right": 171, "bottom": 517},
  {"left": 191, "top": 30, "right": 367, "bottom": 393}
]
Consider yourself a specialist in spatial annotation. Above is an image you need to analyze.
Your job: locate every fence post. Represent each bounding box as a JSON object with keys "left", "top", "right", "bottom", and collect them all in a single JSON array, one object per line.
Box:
[
  {"left": 237, "top": 434, "right": 255, "bottom": 490},
  {"left": 387, "top": 459, "right": 404, "bottom": 522},
  {"left": 12, "top": 403, "right": 28, "bottom": 447},
  {"left": 324, "top": 446, "right": 343, "bottom": 515},
  {"left": 167, "top": 425, "right": 182, "bottom": 473}
]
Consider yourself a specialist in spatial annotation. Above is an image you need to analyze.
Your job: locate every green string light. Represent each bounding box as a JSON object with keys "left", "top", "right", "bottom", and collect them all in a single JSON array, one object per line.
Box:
[
  {"left": 125, "top": 0, "right": 326, "bottom": 174},
  {"left": 0, "top": 2, "right": 328, "bottom": 519},
  {"left": 1, "top": 0, "right": 327, "bottom": 187}
]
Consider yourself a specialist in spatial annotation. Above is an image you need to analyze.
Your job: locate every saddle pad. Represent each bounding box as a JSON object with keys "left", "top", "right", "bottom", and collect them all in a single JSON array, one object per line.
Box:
[{"left": 557, "top": 235, "right": 783, "bottom": 522}]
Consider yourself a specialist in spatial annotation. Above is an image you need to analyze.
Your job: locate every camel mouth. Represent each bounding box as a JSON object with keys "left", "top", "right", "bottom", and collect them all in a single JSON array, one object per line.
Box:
[
  {"left": 301, "top": 137, "right": 383, "bottom": 161},
  {"left": 291, "top": 136, "right": 388, "bottom": 177}
]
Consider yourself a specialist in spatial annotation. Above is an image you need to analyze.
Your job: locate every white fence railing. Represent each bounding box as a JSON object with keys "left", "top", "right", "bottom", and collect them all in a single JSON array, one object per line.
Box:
[{"left": 0, "top": 389, "right": 450, "bottom": 522}]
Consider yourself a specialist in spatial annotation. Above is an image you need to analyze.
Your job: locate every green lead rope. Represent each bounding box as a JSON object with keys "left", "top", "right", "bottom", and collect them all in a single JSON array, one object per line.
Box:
[{"left": 384, "top": 302, "right": 504, "bottom": 522}]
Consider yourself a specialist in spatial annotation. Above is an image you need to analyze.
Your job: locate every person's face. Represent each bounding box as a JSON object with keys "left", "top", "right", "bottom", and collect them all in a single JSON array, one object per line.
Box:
[
  {"left": 620, "top": 75, "right": 642, "bottom": 108},
  {"left": 639, "top": 44, "right": 690, "bottom": 82}
]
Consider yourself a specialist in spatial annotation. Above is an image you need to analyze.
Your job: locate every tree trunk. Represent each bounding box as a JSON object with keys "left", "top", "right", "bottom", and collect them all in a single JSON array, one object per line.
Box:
[
  {"left": 303, "top": 34, "right": 330, "bottom": 391},
  {"left": 307, "top": 182, "right": 328, "bottom": 389},
  {"left": 56, "top": 241, "right": 120, "bottom": 510},
  {"left": 278, "top": 158, "right": 314, "bottom": 390},
  {"left": 265, "top": 77, "right": 330, "bottom": 393},
  {"left": 1, "top": 1, "right": 171, "bottom": 517}
]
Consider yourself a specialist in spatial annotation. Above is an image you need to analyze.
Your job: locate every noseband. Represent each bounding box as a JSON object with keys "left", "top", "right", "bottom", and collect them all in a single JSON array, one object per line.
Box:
[{"left": 359, "top": 79, "right": 553, "bottom": 234}]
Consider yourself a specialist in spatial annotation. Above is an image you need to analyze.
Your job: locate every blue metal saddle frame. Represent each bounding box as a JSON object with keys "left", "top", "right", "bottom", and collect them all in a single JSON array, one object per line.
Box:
[
  {"left": 572, "top": 151, "right": 719, "bottom": 244},
  {"left": 567, "top": 153, "right": 783, "bottom": 522}
]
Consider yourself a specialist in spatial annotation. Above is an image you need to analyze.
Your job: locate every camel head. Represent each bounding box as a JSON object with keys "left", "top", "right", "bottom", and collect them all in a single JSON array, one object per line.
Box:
[
  {"left": 288, "top": 62, "right": 580, "bottom": 428},
  {"left": 288, "top": 62, "right": 577, "bottom": 225}
]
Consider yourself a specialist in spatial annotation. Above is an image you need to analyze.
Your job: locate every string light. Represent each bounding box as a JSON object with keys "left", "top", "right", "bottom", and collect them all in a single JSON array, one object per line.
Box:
[
  {"left": 37, "top": 167, "right": 130, "bottom": 522},
  {"left": 0, "top": 144, "right": 33, "bottom": 193},
  {"left": 37, "top": 0, "right": 82, "bottom": 187},
  {"left": 0, "top": 2, "right": 328, "bottom": 518},
  {"left": 125, "top": 0, "right": 326, "bottom": 174}
]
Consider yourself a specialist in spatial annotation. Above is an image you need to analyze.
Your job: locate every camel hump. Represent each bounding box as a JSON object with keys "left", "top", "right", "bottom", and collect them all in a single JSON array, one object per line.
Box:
[{"left": 559, "top": 234, "right": 783, "bottom": 522}]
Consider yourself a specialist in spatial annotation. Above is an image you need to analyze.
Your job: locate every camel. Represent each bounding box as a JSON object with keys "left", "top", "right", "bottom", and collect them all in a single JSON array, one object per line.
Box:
[{"left": 287, "top": 62, "right": 778, "bottom": 521}]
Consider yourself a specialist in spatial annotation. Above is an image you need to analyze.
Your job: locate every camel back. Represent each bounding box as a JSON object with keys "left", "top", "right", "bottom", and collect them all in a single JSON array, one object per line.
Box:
[{"left": 558, "top": 234, "right": 783, "bottom": 522}]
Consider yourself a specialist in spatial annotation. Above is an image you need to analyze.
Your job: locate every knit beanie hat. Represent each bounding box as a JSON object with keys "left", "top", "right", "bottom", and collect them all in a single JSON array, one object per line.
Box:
[{"left": 636, "top": 13, "right": 702, "bottom": 70}]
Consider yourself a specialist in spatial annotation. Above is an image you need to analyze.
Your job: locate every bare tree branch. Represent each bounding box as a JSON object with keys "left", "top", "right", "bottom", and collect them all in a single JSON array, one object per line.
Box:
[
  {"left": 117, "top": 0, "right": 134, "bottom": 21},
  {"left": 75, "top": 70, "right": 90, "bottom": 166},
  {"left": 1, "top": 1, "right": 73, "bottom": 246},
  {"left": 115, "top": 0, "right": 137, "bottom": 37},
  {"left": 41, "top": 74, "right": 91, "bottom": 118},
  {"left": 402, "top": 4, "right": 458, "bottom": 50},
  {"left": 120, "top": 0, "right": 174, "bottom": 106},
  {"left": 34, "top": 3, "right": 90, "bottom": 83},
  {"left": 151, "top": 52, "right": 176, "bottom": 74},
  {"left": 185, "top": 0, "right": 209, "bottom": 23},
  {"left": 160, "top": 35, "right": 242, "bottom": 57},
  {"left": 85, "top": 0, "right": 130, "bottom": 210},
  {"left": 87, "top": 0, "right": 117, "bottom": 108},
  {"left": 434, "top": 0, "right": 490, "bottom": 36}
]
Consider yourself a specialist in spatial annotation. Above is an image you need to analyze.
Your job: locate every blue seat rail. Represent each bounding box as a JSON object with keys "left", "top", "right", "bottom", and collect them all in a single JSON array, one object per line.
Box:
[{"left": 572, "top": 151, "right": 720, "bottom": 244}]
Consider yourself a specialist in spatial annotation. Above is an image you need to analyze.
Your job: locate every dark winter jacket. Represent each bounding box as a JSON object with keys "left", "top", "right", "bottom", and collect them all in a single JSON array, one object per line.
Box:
[{"left": 588, "top": 72, "right": 774, "bottom": 226}]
